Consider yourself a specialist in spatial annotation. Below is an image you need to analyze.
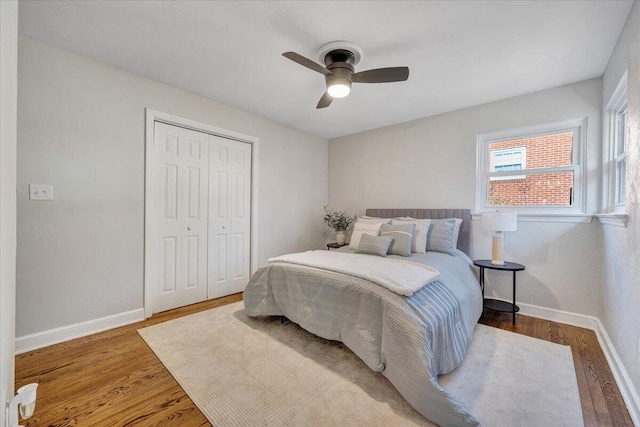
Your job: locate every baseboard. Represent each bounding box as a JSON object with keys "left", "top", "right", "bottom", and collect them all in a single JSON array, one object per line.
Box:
[
  {"left": 15, "top": 308, "right": 145, "bottom": 355},
  {"left": 517, "top": 301, "right": 599, "bottom": 330},
  {"left": 593, "top": 318, "right": 640, "bottom": 426},
  {"left": 514, "top": 301, "right": 639, "bottom": 426}
]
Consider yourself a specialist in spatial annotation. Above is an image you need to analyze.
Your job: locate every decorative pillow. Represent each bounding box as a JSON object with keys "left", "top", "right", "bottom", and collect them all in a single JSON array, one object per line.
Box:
[
  {"left": 355, "top": 234, "right": 394, "bottom": 257},
  {"left": 345, "top": 221, "right": 355, "bottom": 244},
  {"left": 380, "top": 223, "right": 415, "bottom": 257},
  {"left": 349, "top": 222, "right": 383, "bottom": 249},
  {"left": 426, "top": 218, "right": 457, "bottom": 255},
  {"left": 357, "top": 216, "right": 392, "bottom": 224},
  {"left": 345, "top": 217, "right": 391, "bottom": 243},
  {"left": 452, "top": 218, "right": 463, "bottom": 247},
  {"left": 391, "top": 218, "right": 431, "bottom": 253}
]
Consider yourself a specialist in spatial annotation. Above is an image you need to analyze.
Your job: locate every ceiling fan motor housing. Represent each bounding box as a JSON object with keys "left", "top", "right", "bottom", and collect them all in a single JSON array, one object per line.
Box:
[
  {"left": 323, "top": 48, "right": 359, "bottom": 94},
  {"left": 323, "top": 49, "right": 357, "bottom": 66},
  {"left": 325, "top": 59, "right": 355, "bottom": 91}
]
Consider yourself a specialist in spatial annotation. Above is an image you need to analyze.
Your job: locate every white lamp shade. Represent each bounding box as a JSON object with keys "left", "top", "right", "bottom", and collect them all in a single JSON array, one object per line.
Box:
[
  {"left": 481, "top": 211, "right": 517, "bottom": 232},
  {"left": 327, "top": 81, "right": 351, "bottom": 98}
]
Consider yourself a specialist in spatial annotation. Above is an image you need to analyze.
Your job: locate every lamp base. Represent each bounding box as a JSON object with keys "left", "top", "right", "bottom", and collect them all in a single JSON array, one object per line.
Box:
[{"left": 491, "top": 232, "right": 505, "bottom": 265}]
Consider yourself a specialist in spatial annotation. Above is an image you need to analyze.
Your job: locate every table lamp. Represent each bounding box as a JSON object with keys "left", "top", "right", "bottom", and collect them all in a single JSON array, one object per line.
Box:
[{"left": 481, "top": 211, "right": 517, "bottom": 265}]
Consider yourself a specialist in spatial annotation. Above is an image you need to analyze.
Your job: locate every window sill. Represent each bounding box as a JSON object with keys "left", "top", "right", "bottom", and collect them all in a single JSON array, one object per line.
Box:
[
  {"left": 595, "top": 213, "right": 628, "bottom": 227},
  {"left": 472, "top": 212, "right": 593, "bottom": 223}
]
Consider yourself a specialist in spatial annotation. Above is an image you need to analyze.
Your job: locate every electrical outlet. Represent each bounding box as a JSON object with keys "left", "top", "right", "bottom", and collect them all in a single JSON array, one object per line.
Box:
[{"left": 29, "top": 184, "right": 53, "bottom": 201}]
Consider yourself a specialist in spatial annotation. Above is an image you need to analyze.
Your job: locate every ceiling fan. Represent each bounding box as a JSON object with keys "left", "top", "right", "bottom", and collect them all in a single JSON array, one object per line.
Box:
[{"left": 282, "top": 41, "right": 409, "bottom": 109}]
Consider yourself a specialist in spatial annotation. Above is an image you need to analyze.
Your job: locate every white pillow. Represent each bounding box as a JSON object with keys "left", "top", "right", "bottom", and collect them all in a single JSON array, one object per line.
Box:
[
  {"left": 349, "top": 222, "right": 383, "bottom": 249},
  {"left": 346, "top": 217, "right": 390, "bottom": 244},
  {"left": 391, "top": 218, "right": 431, "bottom": 253},
  {"left": 357, "top": 216, "right": 392, "bottom": 224}
]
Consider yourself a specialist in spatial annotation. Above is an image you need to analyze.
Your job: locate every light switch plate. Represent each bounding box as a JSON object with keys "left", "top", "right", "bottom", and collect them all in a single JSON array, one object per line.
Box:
[{"left": 29, "top": 184, "right": 54, "bottom": 201}]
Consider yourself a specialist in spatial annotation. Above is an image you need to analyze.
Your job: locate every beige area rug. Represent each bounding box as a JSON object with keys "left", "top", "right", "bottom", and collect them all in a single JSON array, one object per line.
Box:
[{"left": 138, "top": 302, "right": 584, "bottom": 427}]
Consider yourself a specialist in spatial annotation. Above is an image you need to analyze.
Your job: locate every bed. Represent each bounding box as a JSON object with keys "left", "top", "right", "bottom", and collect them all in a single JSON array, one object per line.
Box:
[{"left": 243, "top": 209, "right": 482, "bottom": 426}]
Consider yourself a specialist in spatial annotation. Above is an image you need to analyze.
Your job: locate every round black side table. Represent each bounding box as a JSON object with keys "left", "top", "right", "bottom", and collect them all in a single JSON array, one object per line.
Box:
[
  {"left": 473, "top": 259, "right": 525, "bottom": 325},
  {"left": 326, "top": 243, "right": 347, "bottom": 250}
]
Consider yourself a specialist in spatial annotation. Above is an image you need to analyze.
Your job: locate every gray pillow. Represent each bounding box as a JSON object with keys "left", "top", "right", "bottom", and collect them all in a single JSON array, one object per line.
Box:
[
  {"left": 355, "top": 234, "right": 394, "bottom": 257},
  {"left": 426, "top": 218, "right": 456, "bottom": 255},
  {"left": 380, "top": 223, "right": 415, "bottom": 257}
]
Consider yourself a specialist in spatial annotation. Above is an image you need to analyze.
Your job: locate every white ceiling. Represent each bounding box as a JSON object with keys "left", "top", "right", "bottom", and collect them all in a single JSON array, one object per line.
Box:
[{"left": 19, "top": 1, "right": 632, "bottom": 140}]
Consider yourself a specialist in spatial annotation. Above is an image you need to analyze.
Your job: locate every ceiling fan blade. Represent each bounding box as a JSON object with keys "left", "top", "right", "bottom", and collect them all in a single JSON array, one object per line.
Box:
[
  {"left": 283, "top": 52, "right": 332, "bottom": 76},
  {"left": 352, "top": 67, "right": 409, "bottom": 83},
  {"left": 316, "top": 92, "right": 333, "bottom": 109}
]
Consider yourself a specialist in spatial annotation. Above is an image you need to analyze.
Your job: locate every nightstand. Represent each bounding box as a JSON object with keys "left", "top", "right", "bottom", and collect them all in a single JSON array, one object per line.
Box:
[
  {"left": 473, "top": 259, "right": 525, "bottom": 325},
  {"left": 326, "top": 243, "right": 347, "bottom": 250}
]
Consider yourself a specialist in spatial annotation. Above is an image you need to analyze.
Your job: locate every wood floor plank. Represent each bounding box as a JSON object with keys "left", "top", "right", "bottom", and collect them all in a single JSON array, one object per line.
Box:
[
  {"left": 578, "top": 330, "right": 615, "bottom": 426},
  {"left": 580, "top": 330, "right": 632, "bottom": 426},
  {"left": 574, "top": 345, "right": 600, "bottom": 427},
  {"left": 15, "top": 295, "right": 632, "bottom": 426}
]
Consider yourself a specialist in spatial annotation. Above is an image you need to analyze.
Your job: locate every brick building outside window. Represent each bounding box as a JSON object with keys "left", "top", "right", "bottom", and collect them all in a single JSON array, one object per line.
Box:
[
  {"left": 488, "top": 133, "right": 573, "bottom": 206},
  {"left": 476, "top": 118, "right": 586, "bottom": 214}
]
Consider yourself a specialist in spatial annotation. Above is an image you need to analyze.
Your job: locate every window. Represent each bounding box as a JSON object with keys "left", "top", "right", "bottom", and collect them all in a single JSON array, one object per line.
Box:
[
  {"left": 476, "top": 118, "right": 586, "bottom": 214},
  {"left": 604, "top": 72, "right": 628, "bottom": 213}
]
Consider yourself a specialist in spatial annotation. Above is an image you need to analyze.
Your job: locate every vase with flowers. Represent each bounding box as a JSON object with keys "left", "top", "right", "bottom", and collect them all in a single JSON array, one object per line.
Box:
[{"left": 323, "top": 206, "right": 356, "bottom": 245}]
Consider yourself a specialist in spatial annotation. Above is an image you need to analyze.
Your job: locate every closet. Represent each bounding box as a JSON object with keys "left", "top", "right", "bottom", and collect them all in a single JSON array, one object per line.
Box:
[{"left": 149, "top": 122, "right": 251, "bottom": 313}]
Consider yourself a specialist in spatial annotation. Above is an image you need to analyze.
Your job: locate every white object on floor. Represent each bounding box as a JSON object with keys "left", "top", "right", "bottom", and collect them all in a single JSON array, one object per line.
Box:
[
  {"left": 138, "top": 302, "right": 584, "bottom": 427},
  {"left": 7, "top": 383, "right": 38, "bottom": 427},
  {"left": 440, "top": 323, "right": 583, "bottom": 427}
]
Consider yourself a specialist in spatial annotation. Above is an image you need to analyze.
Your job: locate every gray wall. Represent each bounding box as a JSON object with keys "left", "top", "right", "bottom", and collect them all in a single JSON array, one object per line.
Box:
[
  {"left": 601, "top": 0, "right": 640, "bottom": 409},
  {"left": 0, "top": 1, "right": 18, "bottom": 423},
  {"left": 329, "top": 78, "right": 603, "bottom": 316},
  {"left": 16, "top": 38, "right": 328, "bottom": 337}
]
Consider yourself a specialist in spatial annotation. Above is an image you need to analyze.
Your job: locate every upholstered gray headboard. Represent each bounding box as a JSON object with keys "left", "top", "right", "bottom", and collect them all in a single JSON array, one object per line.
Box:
[{"left": 365, "top": 208, "right": 472, "bottom": 256}]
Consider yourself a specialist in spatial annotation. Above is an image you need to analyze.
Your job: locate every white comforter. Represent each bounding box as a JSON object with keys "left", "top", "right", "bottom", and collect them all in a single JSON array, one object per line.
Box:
[{"left": 269, "top": 250, "right": 440, "bottom": 296}]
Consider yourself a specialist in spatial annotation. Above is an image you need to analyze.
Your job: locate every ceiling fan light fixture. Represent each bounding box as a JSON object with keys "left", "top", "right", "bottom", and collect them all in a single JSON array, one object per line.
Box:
[
  {"left": 327, "top": 78, "right": 351, "bottom": 98},
  {"left": 282, "top": 42, "right": 409, "bottom": 108}
]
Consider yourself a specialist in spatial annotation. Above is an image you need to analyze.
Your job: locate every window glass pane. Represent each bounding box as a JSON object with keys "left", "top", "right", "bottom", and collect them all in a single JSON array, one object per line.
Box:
[
  {"left": 616, "top": 110, "right": 626, "bottom": 157},
  {"left": 487, "top": 171, "right": 574, "bottom": 206},
  {"left": 495, "top": 164, "right": 522, "bottom": 171},
  {"left": 489, "top": 132, "right": 573, "bottom": 170},
  {"left": 489, "top": 147, "right": 526, "bottom": 180},
  {"left": 616, "top": 159, "right": 626, "bottom": 205}
]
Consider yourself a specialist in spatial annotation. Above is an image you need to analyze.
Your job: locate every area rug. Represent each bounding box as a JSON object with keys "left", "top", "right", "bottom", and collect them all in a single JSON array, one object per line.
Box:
[{"left": 138, "top": 302, "right": 584, "bottom": 427}]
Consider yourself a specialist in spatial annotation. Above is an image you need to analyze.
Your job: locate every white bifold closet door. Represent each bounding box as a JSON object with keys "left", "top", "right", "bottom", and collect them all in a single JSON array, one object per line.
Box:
[
  {"left": 151, "top": 123, "right": 210, "bottom": 313},
  {"left": 150, "top": 122, "right": 251, "bottom": 314},
  {"left": 208, "top": 135, "right": 251, "bottom": 299}
]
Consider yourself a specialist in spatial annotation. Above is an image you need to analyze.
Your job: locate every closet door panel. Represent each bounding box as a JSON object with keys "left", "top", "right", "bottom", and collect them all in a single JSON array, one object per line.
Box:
[{"left": 208, "top": 135, "right": 251, "bottom": 299}]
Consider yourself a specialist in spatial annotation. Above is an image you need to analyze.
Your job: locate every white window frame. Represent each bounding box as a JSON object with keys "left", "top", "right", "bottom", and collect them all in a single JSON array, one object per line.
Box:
[
  {"left": 476, "top": 118, "right": 587, "bottom": 215},
  {"left": 603, "top": 72, "right": 628, "bottom": 214}
]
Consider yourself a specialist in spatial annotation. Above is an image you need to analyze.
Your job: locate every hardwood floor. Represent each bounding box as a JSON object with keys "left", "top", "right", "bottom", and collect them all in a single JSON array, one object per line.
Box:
[{"left": 15, "top": 296, "right": 632, "bottom": 426}]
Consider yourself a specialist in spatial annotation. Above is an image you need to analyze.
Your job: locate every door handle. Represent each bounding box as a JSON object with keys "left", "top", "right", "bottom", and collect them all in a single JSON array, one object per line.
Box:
[
  {"left": 222, "top": 226, "right": 226, "bottom": 230},
  {"left": 187, "top": 226, "right": 192, "bottom": 231}
]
